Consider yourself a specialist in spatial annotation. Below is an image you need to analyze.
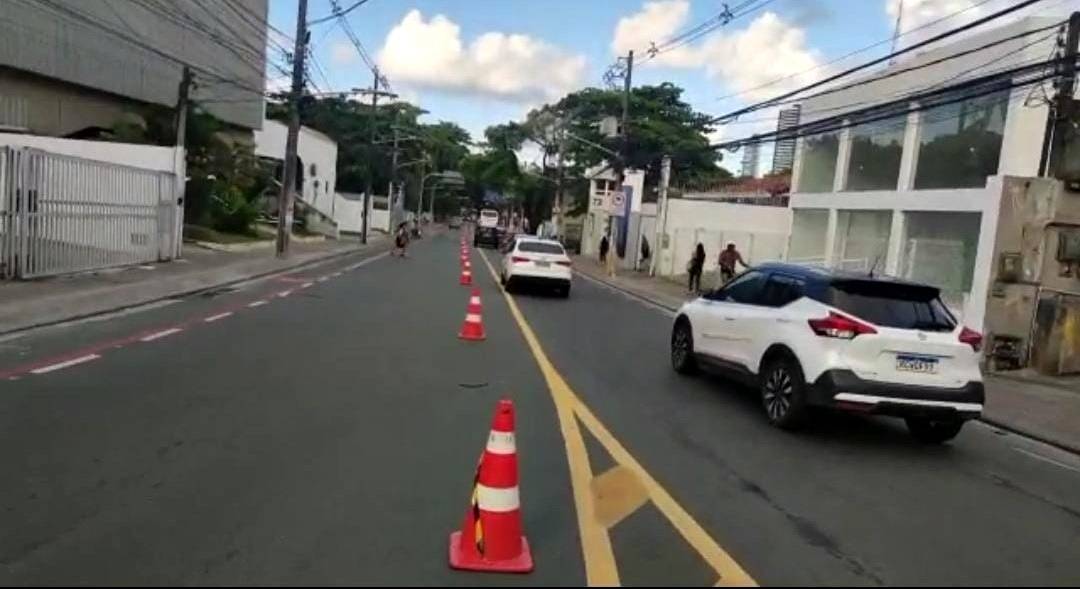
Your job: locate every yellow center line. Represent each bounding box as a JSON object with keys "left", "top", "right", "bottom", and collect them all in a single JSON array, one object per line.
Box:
[{"left": 477, "top": 250, "right": 756, "bottom": 587}]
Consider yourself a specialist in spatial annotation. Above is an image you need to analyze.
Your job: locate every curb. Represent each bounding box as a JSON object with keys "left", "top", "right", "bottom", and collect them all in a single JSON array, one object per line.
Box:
[
  {"left": 0, "top": 240, "right": 392, "bottom": 338},
  {"left": 576, "top": 264, "right": 1080, "bottom": 456}
]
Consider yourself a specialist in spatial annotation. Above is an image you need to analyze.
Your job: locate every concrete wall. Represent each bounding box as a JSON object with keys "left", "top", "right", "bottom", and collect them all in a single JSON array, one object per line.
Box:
[
  {"left": 654, "top": 199, "right": 791, "bottom": 280},
  {"left": 255, "top": 120, "right": 338, "bottom": 220},
  {"left": 0, "top": 133, "right": 179, "bottom": 172},
  {"left": 0, "top": 0, "right": 267, "bottom": 131},
  {"left": 333, "top": 193, "right": 391, "bottom": 235}
]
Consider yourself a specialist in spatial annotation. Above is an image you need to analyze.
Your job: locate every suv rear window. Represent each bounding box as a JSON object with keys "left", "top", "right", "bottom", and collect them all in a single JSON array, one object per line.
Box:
[
  {"left": 819, "top": 280, "right": 955, "bottom": 331},
  {"left": 518, "top": 241, "right": 565, "bottom": 255}
]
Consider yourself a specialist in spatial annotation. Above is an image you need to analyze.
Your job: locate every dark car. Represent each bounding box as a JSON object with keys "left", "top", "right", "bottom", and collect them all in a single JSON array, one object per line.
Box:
[{"left": 474, "top": 226, "right": 502, "bottom": 248}]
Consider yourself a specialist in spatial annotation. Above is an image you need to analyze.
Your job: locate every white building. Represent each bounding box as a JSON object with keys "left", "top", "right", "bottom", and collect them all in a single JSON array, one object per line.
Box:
[
  {"left": 786, "top": 16, "right": 1063, "bottom": 331},
  {"left": 581, "top": 165, "right": 647, "bottom": 268},
  {"left": 254, "top": 119, "right": 340, "bottom": 234}
]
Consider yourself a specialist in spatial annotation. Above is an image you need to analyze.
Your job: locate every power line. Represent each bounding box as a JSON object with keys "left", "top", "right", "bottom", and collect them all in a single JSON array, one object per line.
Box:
[
  {"left": 308, "top": 0, "right": 373, "bottom": 26},
  {"left": 713, "top": 0, "right": 1048, "bottom": 123},
  {"left": 714, "top": 56, "right": 1074, "bottom": 149},
  {"left": 713, "top": 0, "right": 1001, "bottom": 104}
]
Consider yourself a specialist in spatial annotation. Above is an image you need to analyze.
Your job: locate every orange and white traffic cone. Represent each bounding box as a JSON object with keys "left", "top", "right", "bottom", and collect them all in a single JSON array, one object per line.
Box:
[
  {"left": 458, "top": 291, "right": 485, "bottom": 341},
  {"left": 460, "top": 266, "right": 473, "bottom": 286},
  {"left": 449, "top": 398, "right": 533, "bottom": 573}
]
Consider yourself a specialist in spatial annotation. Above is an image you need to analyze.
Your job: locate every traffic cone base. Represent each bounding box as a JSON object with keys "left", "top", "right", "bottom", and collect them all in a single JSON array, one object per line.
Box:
[
  {"left": 449, "top": 531, "right": 533, "bottom": 573},
  {"left": 460, "top": 270, "right": 473, "bottom": 286},
  {"left": 459, "top": 312, "right": 485, "bottom": 340}
]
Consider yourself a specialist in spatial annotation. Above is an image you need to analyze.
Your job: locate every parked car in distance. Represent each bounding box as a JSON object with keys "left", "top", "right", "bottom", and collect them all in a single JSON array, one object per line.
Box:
[
  {"left": 474, "top": 225, "right": 502, "bottom": 248},
  {"left": 478, "top": 208, "right": 500, "bottom": 229},
  {"left": 500, "top": 237, "right": 572, "bottom": 297},
  {"left": 670, "top": 262, "right": 984, "bottom": 443}
]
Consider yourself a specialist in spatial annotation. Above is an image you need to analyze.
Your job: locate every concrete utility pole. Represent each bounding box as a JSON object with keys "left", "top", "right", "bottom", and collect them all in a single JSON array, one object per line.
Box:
[
  {"left": 277, "top": 0, "right": 308, "bottom": 258},
  {"left": 389, "top": 117, "right": 400, "bottom": 225},
  {"left": 172, "top": 66, "right": 193, "bottom": 260},
  {"left": 553, "top": 117, "right": 568, "bottom": 240},
  {"left": 619, "top": 50, "right": 634, "bottom": 182},
  {"left": 1048, "top": 12, "right": 1080, "bottom": 178},
  {"left": 362, "top": 68, "right": 379, "bottom": 244},
  {"left": 650, "top": 155, "right": 671, "bottom": 277}
]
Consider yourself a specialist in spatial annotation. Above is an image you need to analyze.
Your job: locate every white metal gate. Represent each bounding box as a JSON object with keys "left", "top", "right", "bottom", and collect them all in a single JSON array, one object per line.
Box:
[{"left": 0, "top": 146, "right": 179, "bottom": 279}]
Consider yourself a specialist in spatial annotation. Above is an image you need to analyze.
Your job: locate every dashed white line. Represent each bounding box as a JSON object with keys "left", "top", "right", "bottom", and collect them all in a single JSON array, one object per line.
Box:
[
  {"left": 30, "top": 354, "right": 102, "bottom": 374},
  {"left": 140, "top": 327, "right": 184, "bottom": 342},
  {"left": 301, "top": 282, "right": 314, "bottom": 288},
  {"left": 248, "top": 300, "right": 268, "bottom": 308},
  {"left": 204, "top": 312, "right": 233, "bottom": 323},
  {"left": 317, "top": 277, "right": 329, "bottom": 283},
  {"left": 278, "top": 290, "right": 293, "bottom": 298},
  {"left": 331, "top": 271, "right": 342, "bottom": 277}
]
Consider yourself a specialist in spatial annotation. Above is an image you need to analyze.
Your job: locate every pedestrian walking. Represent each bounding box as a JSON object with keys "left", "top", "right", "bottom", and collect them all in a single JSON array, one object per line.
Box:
[
  {"left": 640, "top": 236, "right": 651, "bottom": 270},
  {"left": 688, "top": 243, "right": 706, "bottom": 293},
  {"left": 599, "top": 235, "right": 610, "bottom": 264},
  {"left": 718, "top": 242, "right": 748, "bottom": 286}
]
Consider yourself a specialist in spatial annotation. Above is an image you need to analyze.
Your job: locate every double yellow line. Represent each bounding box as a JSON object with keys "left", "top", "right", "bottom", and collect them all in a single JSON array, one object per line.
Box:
[{"left": 477, "top": 251, "right": 756, "bottom": 587}]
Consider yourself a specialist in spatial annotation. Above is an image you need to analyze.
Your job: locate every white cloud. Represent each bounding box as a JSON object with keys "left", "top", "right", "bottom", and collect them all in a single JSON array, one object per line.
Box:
[
  {"left": 377, "top": 10, "right": 587, "bottom": 103},
  {"left": 611, "top": 3, "right": 825, "bottom": 101},
  {"left": 330, "top": 41, "right": 359, "bottom": 66},
  {"left": 886, "top": 0, "right": 1080, "bottom": 48}
]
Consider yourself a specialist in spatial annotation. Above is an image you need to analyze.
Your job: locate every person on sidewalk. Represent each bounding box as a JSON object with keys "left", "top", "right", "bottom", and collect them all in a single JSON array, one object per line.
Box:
[
  {"left": 599, "top": 235, "right": 610, "bottom": 265},
  {"left": 688, "top": 243, "right": 706, "bottom": 293},
  {"left": 393, "top": 222, "right": 410, "bottom": 257},
  {"left": 717, "top": 242, "right": 748, "bottom": 286},
  {"left": 640, "top": 236, "right": 651, "bottom": 271}
]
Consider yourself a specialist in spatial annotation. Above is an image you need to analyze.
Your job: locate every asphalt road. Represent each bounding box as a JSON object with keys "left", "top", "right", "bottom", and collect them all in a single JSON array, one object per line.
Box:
[{"left": 1, "top": 231, "right": 1079, "bottom": 585}]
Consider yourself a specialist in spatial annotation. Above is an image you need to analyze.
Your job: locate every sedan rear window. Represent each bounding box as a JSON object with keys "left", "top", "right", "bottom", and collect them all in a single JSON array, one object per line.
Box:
[
  {"left": 518, "top": 241, "right": 565, "bottom": 255},
  {"left": 819, "top": 280, "right": 955, "bottom": 331}
]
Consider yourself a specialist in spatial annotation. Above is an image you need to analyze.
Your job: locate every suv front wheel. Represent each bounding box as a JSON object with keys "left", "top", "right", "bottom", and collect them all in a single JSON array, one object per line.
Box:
[
  {"left": 906, "top": 417, "right": 964, "bottom": 443},
  {"left": 760, "top": 355, "right": 809, "bottom": 429},
  {"left": 671, "top": 321, "right": 697, "bottom": 375}
]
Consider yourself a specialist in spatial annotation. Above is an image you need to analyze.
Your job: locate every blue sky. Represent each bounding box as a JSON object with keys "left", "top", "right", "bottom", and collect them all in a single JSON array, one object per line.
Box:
[{"left": 268, "top": 0, "right": 1073, "bottom": 163}]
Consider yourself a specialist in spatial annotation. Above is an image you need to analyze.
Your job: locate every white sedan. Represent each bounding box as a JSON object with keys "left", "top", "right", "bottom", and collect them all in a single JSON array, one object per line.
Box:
[{"left": 500, "top": 237, "right": 572, "bottom": 297}]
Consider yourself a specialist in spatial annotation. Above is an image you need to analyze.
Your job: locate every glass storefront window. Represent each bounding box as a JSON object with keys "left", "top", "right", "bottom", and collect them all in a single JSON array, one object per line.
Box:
[
  {"left": 845, "top": 117, "right": 905, "bottom": 191},
  {"left": 796, "top": 132, "right": 839, "bottom": 193},
  {"left": 914, "top": 89, "right": 1009, "bottom": 189},
  {"left": 788, "top": 209, "right": 829, "bottom": 265}
]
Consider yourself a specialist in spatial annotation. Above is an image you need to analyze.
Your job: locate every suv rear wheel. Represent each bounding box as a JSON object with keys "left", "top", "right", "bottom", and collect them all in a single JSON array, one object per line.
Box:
[
  {"left": 906, "top": 417, "right": 964, "bottom": 443},
  {"left": 760, "top": 355, "right": 809, "bottom": 429},
  {"left": 671, "top": 321, "right": 697, "bottom": 374}
]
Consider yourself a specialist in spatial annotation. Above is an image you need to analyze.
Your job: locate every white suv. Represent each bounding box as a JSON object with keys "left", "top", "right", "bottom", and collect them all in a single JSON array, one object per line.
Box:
[{"left": 670, "top": 263, "right": 984, "bottom": 443}]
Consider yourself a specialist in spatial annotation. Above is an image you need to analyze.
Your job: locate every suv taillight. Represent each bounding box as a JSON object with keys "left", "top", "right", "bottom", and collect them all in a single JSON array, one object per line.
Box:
[
  {"left": 808, "top": 312, "right": 877, "bottom": 339},
  {"left": 959, "top": 326, "right": 982, "bottom": 352}
]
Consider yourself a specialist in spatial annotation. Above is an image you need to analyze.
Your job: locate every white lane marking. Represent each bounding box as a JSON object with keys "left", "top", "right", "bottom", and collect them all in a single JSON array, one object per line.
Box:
[
  {"left": 278, "top": 290, "right": 293, "bottom": 298},
  {"left": 248, "top": 300, "right": 268, "bottom": 308},
  {"left": 575, "top": 272, "right": 678, "bottom": 318},
  {"left": 332, "top": 271, "right": 342, "bottom": 277},
  {"left": 1014, "top": 447, "right": 1080, "bottom": 474},
  {"left": 140, "top": 327, "right": 184, "bottom": 342},
  {"left": 301, "top": 282, "right": 314, "bottom": 288},
  {"left": 317, "top": 277, "right": 329, "bottom": 283},
  {"left": 204, "top": 312, "right": 233, "bottom": 323},
  {"left": 30, "top": 354, "right": 101, "bottom": 374}
]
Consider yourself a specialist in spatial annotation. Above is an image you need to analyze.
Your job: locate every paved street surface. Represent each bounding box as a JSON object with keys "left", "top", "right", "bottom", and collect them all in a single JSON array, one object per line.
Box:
[{"left": 2, "top": 231, "right": 1080, "bottom": 585}]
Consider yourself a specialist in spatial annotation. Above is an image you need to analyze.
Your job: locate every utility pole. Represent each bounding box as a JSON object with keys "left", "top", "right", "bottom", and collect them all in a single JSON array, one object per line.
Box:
[
  {"left": 389, "top": 116, "right": 400, "bottom": 226},
  {"left": 362, "top": 69, "right": 380, "bottom": 244},
  {"left": 619, "top": 50, "right": 634, "bottom": 181},
  {"left": 172, "top": 66, "right": 192, "bottom": 260},
  {"left": 553, "top": 121, "right": 567, "bottom": 240},
  {"left": 1048, "top": 12, "right": 1080, "bottom": 178},
  {"left": 277, "top": 0, "right": 308, "bottom": 258},
  {"left": 650, "top": 155, "right": 671, "bottom": 277}
]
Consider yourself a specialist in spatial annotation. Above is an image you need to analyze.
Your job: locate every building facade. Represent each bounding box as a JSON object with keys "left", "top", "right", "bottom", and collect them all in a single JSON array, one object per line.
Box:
[
  {"left": 786, "top": 16, "right": 1062, "bottom": 330},
  {"left": 771, "top": 105, "right": 801, "bottom": 173},
  {"left": 0, "top": 0, "right": 267, "bottom": 135},
  {"left": 740, "top": 142, "right": 760, "bottom": 178}
]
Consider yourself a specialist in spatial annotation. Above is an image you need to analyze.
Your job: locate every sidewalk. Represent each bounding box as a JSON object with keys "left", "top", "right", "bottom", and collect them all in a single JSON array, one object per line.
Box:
[
  {"left": 573, "top": 255, "right": 1080, "bottom": 454},
  {"left": 0, "top": 234, "right": 388, "bottom": 336}
]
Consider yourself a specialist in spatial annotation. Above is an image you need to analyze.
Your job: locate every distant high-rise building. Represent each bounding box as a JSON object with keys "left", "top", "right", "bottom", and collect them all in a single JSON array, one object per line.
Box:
[
  {"left": 771, "top": 105, "right": 802, "bottom": 173},
  {"left": 740, "top": 142, "right": 760, "bottom": 178}
]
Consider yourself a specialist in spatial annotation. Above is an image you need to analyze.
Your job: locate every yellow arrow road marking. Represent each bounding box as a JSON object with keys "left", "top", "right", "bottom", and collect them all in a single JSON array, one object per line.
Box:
[{"left": 477, "top": 250, "right": 756, "bottom": 587}]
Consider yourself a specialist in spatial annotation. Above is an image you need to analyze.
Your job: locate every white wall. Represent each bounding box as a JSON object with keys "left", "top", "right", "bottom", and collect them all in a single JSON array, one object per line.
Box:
[
  {"left": 655, "top": 199, "right": 791, "bottom": 279},
  {"left": 332, "top": 193, "right": 391, "bottom": 234},
  {"left": 255, "top": 120, "right": 338, "bottom": 219},
  {"left": 0, "top": 133, "right": 179, "bottom": 172}
]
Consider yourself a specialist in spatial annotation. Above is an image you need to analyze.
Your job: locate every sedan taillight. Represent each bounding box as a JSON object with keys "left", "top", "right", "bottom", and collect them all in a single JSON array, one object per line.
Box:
[
  {"left": 511, "top": 255, "right": 530, "bottom": 264},
  {"left": 808, "top": 312, "right": 877, "bottom": 339},
  {"left": 555, "top": 260, "right": 572, "bottom": 267},
  {"left": 958, "top": 326, "right": 982, "bottom": 352}
]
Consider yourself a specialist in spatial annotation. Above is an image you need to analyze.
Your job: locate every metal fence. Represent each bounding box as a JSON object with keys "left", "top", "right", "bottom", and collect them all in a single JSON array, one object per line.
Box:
[{"left": 0, "top": 146, "right": 180, "bottom": 279}]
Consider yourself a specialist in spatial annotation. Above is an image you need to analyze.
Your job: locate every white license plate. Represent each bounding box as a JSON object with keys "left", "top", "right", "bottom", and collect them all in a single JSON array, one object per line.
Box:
[
  {"left": 534, "top": 261, "right": 550, "bottom": 267},
  {"left": 896, "top": 355, "right": 938, "bottom": 374}
]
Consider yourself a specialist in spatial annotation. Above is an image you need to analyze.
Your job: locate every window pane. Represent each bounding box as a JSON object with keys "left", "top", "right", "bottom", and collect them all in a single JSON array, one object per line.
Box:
[
  {"left": 833, "top": 210, "right": 892, "bottom": 272},
  {"left": 761, "top": 275, "right": 804, "bottom": 307},
  {"left": 845, "top": 118, "right": 905, "bottom": 191},
  {"left": 722, "top": 270, "right": 767, "bottom": 304},
  {"left": 796, "top": 132, "right": 839, "bottom": 193},
  {"left": 914, "top": 90, "right": 1009, "bottom": 189},
  {"left": 825, "top": 281, "right": 955, "bottom": 331},
  {"left": 901, "top": 211, "right": 981, "bottom": 306},
  {"left": 789, "top": 209, "right": 829, "bottom": 265}
]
